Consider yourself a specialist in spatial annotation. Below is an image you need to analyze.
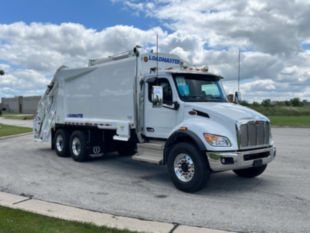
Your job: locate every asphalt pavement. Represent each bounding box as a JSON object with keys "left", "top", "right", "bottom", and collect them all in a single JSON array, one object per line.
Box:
[{"left": 0, "top": 128, "right": 309, "bottom": 233}]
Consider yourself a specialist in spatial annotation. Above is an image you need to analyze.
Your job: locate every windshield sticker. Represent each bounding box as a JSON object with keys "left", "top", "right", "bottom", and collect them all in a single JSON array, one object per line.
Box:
[
  {"left": 176, "top": 77, "right": 190, "bottom": 96},
  {"left": 201, "top": 84, "right": 220, "bottom": 96}
]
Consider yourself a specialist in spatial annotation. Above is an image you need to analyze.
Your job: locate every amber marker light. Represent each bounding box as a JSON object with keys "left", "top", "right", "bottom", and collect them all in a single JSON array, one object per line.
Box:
[
  {"left": 204, "top": 133, "right": 231, "bottom": 147},
  {"left": 179, "top": 126, "right": 188, "bottom": 132},
  {"left": 204, "top": 133, "right": 219, "bottom": 142}
]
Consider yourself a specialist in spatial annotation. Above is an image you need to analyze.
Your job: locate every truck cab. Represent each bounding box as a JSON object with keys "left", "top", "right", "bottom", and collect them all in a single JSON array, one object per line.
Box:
[{"left": 135, "top": 69, "right": 276, "bottom": 192}]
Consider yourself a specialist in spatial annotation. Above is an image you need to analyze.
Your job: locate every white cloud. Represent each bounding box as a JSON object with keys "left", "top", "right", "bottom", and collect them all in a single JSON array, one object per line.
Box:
[
  {"left": 0, "top": 22, "right": 164, "bottom": 97},
  {"left": 0, "top": 22, "right": 165, "bottom": 73},
  {"left": 120, "top": 0, "right": 310, "bottom": 54},
  {"left": 114, "top": 0, "right": 310, "bottom": 101},
  {"left": 1, "top": 0, "right": 310, "bottom": 101},
  {"left": 0, "top": 69, "right": 49, "bottom": 97}
]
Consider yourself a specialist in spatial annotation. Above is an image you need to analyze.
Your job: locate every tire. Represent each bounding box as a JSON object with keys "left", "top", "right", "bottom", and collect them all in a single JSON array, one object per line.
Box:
[
  {"left": 54, "top": 129, "right": 70, "bottom": 157},
  {"left": 117, "top": 142, "right": 137, "bottom": 156},
  {"left": 167, "top": 142, "right": 210, "bottom": 193},
  {"left": 69, "top": 130, "right": 88, "bottom": 162},
  {"left": 233, "top": 164, "right": 267, "bottom": 178}
]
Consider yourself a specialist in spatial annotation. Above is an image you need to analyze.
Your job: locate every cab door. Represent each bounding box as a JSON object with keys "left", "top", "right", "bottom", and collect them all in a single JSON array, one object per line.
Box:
[{"left": 143, "top": 78, "right": 178, "bottom": 138}]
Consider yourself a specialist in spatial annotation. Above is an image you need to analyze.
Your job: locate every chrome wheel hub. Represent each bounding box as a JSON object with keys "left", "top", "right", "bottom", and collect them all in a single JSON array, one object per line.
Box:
[
  {"left": 72, "top": 137, "right": 81, "bottom": 156},
  {"left": 174, "top": 153, "right": 195, "bottom": 182},
  {"left": 56, "top": 135, "right": 64, "bottom": 152}
]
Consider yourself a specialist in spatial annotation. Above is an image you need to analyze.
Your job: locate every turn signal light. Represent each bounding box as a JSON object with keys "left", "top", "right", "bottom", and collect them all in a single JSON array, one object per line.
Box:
[{"left": 179, "top": 126, "right": 188, "bottom": 132}]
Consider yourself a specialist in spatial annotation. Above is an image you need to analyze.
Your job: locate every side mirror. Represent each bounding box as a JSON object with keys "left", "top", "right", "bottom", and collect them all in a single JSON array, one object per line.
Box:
[
  {"left": 235, "top": 91, "right": 242, "bottom": 104},
  {"left": 152, "top": 86, "right": 163, "bottom": 107},
  {"left": 227, "top": 92, "right": 242, "bottom": 104}
]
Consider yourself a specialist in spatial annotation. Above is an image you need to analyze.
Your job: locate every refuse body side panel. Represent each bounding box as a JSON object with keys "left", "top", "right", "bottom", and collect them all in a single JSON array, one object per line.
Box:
[{"left": 56, "top": 57, "right": 137, "bottom": 126}]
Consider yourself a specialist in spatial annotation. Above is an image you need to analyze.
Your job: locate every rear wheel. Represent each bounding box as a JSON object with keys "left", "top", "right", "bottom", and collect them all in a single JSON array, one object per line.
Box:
[
  {"left": 54, "top": 129, "right": 70, "bottom": 157},
  {"left": 70, "top": 130, "right": 88, "bottom": 162},
  {"left": 167, "top": 143, "right": 210, "bottom": 193},
  {"left": 233, "top": 164, "right": 267, "bottom": 178}
]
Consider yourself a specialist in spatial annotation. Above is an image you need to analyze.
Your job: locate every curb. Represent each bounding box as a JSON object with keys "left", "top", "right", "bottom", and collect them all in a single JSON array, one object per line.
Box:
[
  {"left": 0, "top": 132, "right": 32, "bottom": 140},
  {"left": 0, "top": 191, "right": 233, "bottom": 233}
]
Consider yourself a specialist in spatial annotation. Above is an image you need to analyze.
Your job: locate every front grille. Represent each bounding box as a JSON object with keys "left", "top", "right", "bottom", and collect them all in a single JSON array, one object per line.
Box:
[{"left": 238, "top": 120, "right": 270, "bottom": 149}]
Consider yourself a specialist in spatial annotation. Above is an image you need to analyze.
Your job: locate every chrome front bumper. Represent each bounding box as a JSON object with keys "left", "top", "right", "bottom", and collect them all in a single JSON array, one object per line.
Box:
[{"left": 206, "top": 146, "right": 276, "bottom": 172}]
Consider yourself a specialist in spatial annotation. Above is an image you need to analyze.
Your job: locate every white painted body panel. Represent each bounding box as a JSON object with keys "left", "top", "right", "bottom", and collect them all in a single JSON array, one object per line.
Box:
[
  {"left": 178, "top": 103, "right": 270, "bottom": 151},
  {"left": 57, "top": 57, "right": 137, "bottom": 125},
  {"left": 143, "top": 74, "right": 181, "bottom": 138},
  {"left": 34, "top": 52, "right": 184, "bottom": 141},
  {"left": 142, "top": 71, "right": 270, "bottom": 152}
]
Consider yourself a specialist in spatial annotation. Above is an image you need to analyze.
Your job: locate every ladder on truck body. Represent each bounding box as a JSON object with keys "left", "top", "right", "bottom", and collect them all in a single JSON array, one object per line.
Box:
[{"left": 34, "top": 66, "right": 66, "bottom": 142}]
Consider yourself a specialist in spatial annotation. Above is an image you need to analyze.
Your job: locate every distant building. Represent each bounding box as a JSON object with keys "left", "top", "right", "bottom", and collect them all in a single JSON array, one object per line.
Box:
[{"left": 0, "top": 96, "right": 41, "bottom": 114}]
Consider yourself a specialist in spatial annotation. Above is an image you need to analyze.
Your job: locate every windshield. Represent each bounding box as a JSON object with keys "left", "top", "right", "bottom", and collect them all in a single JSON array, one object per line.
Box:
[{"left": 173, "top": 74, "right": 227, "bottom": 102}]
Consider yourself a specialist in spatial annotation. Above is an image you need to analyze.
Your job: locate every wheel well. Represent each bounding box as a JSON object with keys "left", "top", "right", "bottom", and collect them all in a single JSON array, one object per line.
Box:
[
  {"left": 51, "top": 128, "right": 56, "bottom": 150},
  {"left": 163, "top": 131, "right": 206, "bottom": 165}
]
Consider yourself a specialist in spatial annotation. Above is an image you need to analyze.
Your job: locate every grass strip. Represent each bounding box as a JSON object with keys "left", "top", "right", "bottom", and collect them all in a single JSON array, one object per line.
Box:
[
  {"left": 0, "top": 124, "right": 32, "bottom": 137},
  {"left": 269, "top": 116, "right": 310, "bottom": 127},
  {"left": 0, "top": 206, "right": 138, "bottom": 233},
  {"left": 2, "top": 114, "right": 34, "bottom": 120}
]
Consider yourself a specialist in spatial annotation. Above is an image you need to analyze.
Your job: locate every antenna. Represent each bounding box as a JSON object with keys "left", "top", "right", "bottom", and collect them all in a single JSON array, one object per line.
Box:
[
  {"left": 238, "top": 49, "right": 241, "bottom": 92},
  {"left": 156, "top": 33, "right": 159, "bottom": 77}
]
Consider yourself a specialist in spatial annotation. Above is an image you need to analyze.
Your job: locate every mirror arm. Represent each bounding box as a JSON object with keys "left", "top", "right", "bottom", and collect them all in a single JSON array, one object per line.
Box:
[{"left": 173, "top": 101, "right": 180, "bottom": 110}]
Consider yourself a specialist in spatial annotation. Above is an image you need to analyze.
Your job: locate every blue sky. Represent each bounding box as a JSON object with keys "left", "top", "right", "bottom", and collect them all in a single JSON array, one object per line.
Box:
[{"left": 0, "top": 0, "right": 159, "bottom": 30}]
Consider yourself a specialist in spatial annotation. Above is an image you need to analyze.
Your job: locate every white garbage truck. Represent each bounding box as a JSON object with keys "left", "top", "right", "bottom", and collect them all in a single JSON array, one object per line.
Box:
[{"left": 34, "top": 47, "right": 276, "bottom": 192}]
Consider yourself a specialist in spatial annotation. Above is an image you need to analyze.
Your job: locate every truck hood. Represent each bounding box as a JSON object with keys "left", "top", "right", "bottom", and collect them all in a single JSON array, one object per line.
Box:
[{"left": 187, "top": 102, "right": 268, "bottom": 122}]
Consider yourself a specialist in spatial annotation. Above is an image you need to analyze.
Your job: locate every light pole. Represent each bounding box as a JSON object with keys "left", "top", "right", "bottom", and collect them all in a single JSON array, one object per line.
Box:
[{"left": 0, "top": 69, "right": 4, "bottom": 115}]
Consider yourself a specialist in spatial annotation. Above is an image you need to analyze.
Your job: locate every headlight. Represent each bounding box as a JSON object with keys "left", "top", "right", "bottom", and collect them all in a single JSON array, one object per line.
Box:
[{"left": 203, "top": 133, "right": 231, "bottom": 147}]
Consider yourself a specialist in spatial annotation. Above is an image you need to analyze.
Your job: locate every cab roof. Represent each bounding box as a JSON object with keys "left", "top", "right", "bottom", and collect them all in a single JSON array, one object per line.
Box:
[{"left": 144, "top": 69, "right": 223, "bottom": 80}]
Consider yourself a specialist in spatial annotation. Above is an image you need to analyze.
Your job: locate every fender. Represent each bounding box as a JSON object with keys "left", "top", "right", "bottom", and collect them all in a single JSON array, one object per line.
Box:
[{"left": 163, "top": 130, "right": 206, "bottom": 164}]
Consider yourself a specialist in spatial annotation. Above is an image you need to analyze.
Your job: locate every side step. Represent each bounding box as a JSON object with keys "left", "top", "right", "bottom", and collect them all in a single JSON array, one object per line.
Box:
[{"left": 132, "top": 141, "right": 165, "bottom": 165}]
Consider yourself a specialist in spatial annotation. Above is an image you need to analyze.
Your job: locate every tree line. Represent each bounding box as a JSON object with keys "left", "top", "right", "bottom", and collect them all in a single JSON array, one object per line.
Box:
[{"left": 241, "top": 98, "right": 308, "bottom": 107}]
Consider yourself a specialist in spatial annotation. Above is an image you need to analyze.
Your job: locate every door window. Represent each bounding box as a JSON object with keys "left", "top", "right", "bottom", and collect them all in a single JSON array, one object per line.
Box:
[{"left": 148, "top": 78, "right": 173, "bottom": 105}]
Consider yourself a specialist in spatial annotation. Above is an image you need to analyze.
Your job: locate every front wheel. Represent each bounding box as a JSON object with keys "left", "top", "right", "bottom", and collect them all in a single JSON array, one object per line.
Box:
[
  {"left": 167, "top": 143, "right": 210, "bottom": 193},
  {"left": 233, "top": 164, "right": 267, "bottom": 178}
]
